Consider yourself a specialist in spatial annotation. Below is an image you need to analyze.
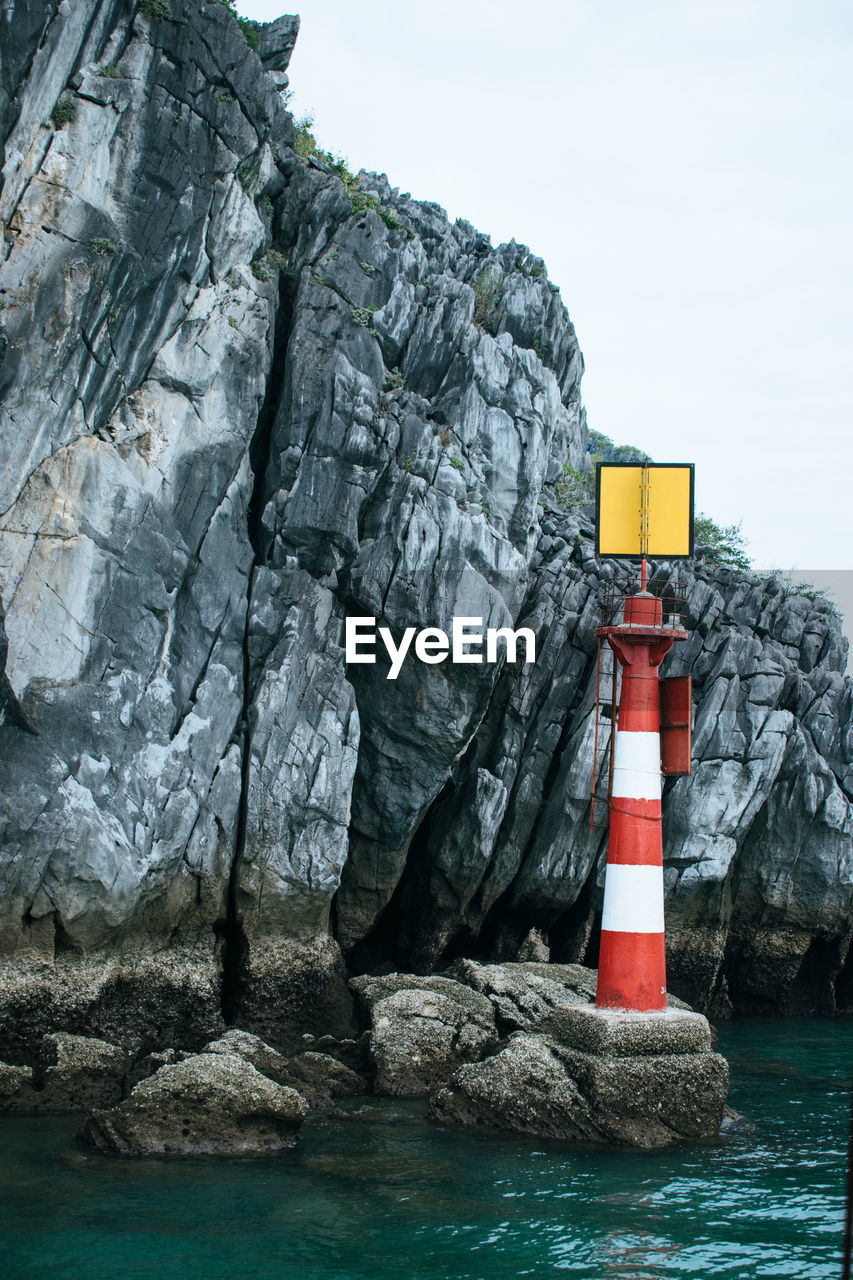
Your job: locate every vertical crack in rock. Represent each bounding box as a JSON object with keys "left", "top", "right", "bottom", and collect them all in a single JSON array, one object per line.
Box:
[{"left": 220, "top": 266, "right": 296, "bottom": 1024}]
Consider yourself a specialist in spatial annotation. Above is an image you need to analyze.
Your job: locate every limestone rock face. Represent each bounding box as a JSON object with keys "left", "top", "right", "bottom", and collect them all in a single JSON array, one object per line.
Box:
[
  {"left": 79, "top": 1050, "right": 307, "bottom": 1156},
  {"left": 0, "top": 0, "right": 850, "bottom": 1058},
  {"left": 0, "top": 949, "right": 225, "bottom": 1063}
]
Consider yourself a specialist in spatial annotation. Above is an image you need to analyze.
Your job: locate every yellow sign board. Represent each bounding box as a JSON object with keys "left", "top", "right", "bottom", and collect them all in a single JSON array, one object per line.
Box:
[{"left": 596, "top": 463, "right": 694, "bottom": 559}]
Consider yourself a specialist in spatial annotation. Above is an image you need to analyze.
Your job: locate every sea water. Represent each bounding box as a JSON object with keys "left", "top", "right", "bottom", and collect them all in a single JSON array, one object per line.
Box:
[{"left": 1, "top": 1017, "right": 850, "bottom": 1280}]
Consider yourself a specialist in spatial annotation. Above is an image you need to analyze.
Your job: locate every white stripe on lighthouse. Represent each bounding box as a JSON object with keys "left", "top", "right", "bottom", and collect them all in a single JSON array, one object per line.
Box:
[
  {"left": 601, "top": 863, "right": 665, "bottom": 933},
  {"left": 611, "top": 731, "right": 662, "bottom": 800}
]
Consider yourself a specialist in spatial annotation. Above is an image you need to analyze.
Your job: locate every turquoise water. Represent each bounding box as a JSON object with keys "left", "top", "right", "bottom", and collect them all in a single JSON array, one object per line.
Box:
[{"left": 1, "top": 1018, "right": 850, "bottom": 1280}]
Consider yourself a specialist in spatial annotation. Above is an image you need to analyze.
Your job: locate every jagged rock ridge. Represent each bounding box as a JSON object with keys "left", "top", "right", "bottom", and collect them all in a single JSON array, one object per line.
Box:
[{"left": 0, "top": 0, "right": 851, "bottom": 1057}]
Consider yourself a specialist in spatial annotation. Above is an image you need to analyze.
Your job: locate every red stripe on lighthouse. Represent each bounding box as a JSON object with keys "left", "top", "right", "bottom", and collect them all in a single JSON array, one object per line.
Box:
[
  {"left": 597, "top": 932, "right": 667, "bottom": 1011},
  {"left": 607, "top": 800, "right": 663, "bottom": 865}
]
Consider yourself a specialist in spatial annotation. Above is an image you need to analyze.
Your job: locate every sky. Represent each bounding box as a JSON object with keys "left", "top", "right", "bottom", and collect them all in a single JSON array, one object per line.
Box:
[{"left": 239, "top": 0, "right": 853, "bottom": 578}]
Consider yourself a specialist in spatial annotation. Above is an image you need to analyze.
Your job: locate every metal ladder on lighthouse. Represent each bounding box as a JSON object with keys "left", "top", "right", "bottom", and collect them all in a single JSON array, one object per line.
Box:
[{"left": 590, "top": 631, "right": 620, "bottom": 829}]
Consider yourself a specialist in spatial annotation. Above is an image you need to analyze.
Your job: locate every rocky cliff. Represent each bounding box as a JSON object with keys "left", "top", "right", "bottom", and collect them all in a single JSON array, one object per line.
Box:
[{"left": 1, "top": 0, "right": 851, "bottom": 1059}]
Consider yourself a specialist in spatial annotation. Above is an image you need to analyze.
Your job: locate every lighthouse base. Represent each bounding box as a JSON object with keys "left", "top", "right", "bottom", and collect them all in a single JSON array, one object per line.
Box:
[
  {"left": 425, "top": 963, "right": 730, "bottom": 1148},
  {"left": 549, "top": 1004, "right": 728, "bottom": 1144}
]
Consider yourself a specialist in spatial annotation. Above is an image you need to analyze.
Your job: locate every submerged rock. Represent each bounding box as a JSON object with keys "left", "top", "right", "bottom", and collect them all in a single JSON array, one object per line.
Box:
[{"left": 80, "top": 1052, "right": 307, "bottom": 1156}]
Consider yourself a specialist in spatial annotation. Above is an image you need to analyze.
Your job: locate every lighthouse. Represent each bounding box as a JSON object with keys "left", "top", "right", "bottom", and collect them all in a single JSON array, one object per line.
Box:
[
  {"left": 593, "top": 463, "right": 694, "bottom": 1012},
  {"left": 548, "top": 459, "right": 729, "bottom": 1145}
]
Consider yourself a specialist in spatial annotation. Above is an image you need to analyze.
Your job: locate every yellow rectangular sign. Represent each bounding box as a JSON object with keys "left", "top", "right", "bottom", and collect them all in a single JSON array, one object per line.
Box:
[{"left": 596, "top": 462, "right": 694, "bottom": 559}]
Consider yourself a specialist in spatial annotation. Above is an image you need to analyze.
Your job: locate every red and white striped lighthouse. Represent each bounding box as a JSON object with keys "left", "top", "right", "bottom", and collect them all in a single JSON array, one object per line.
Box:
[{"left": 595, "top": 582, "right": 687, "bottom": 1011}]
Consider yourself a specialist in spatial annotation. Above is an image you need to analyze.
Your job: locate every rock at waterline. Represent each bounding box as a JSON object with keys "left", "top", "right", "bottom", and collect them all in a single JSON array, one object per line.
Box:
[
  {"left": 0, "top": 1061, "right": 35, "bottom": 1114},
  {"left": 203, "top": 1027, "right": 366, "bottom": 1104},
  {"left": 349, "top": 963, "right": 703, "bottom": 1124},
  {"left": 430, "top": 1033, "right": 605, "bottom": 1142},
  {"left": 0, "top": 1032, "right": 127, "bottom": 1114},
  {"left": 79, "top": 1051, "right": 307, "bottom": 1156},
  {"left": 283, "top": 1051, "right": 366, "bottom": 1104},
  {"left": 431, "top": 1005, "right": 729, "bottom": 1148}
]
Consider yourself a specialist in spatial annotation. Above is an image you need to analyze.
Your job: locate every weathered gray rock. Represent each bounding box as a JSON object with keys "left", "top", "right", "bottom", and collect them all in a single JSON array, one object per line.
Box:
[
  {"left": 431, "top": 1019, "right": 728, "bottom": 1148},
  {"left": 80, "top": 1051, "right": 307, "bottom": 1156},
  {"left": 308, "top": 1031, "right": 372, "bottom": 1075},
  {"left": 555, "top": 1042, "right": 728, "bottom": 1143},
  {"left": 0, "top": 1060, "right": 34, "bottom": 1113},
  {"left": 35, "top": 1031, "right": 127, "bottom": 1111},
  {"left": 203, "top": 1026, "right": 364, "bottom": 1104},
  {"left": 430, "top": 1034, "right": 604, "bottom": 1142},
  {"left": 126, "top": 1047, "right": 189, "bottom": 1091},
  {"left": 0, "top": 1032, "right": 128, "bottom": 1113},
  {"left": 281, "top": 1051, "right": 365, "bottom": 1104},
  {"left": 0, "top": 0, "right": 290, "bottom": 1050},
  {"left": 353, "top": 974, "right": 497, "bottom": 1096},
  {"left": 0, "top": 0, "right": 850, "bottom": 1055},
  {"left": 444, "top": 958, "right": 591, "bottom": 1033},
  {"left": 202, "top": 1028, "right": 292, "bottom": 1083},
  {"left": 350, "top": 971, "right": 475, "bottom": 1014},
  {"left": 232, "top": 935, "right": 358, "bottom": 1053},
  {"left": 549, "top": 1004, "right": 712, "bottom": 1056},
  {"left": 0, "top": 950, "right": 225, "bottom": 1063}
]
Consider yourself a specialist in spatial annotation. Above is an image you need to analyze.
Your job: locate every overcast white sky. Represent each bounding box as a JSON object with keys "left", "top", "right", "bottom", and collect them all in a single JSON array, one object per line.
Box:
[{"left": 240, "top": 0, "right": 852, "bottom": 575}]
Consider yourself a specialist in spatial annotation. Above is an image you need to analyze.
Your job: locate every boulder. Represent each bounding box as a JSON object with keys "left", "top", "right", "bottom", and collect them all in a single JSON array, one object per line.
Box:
[
  {"left": 445, "top": 958, "right": 592, "bottom": 1032},
  {"left": 79, "top": 1052, "right": 307, "bottom": 1156},
  {"left": 310, "top": 1031, "right": 372, "bottom": 1074},
  {"left": 350, "top": 972, "right": 474, "bottom": 1014},
  {"left": 430, "top": 1004, "right": 729, "bottom": 1148},
  {"left": 203, "top": 1028, "right": 367, "bottom": 1104},
  {"left": 430, "top": 1034, "right": 604, "bottom": 1142},
  {"left": 26, "top": 1033, "right": 128, "bottom": 1112},
  {"left": 354, "top": 975, "right": 497, "bottom": 1097},
  {"left": 202, "top": 1029, "right": 292, "bottom": 1084},
  {"left": 126, "top": 1048, "right": 190, "bottom": 1091},
  {"left": 282, "top": 1051, "right": 365, "bottom": 1104},
  {"left": 555, "top": 1042, "right": 729, "bottom": 1143},
  {"left": 0, "top": 1061, "right": 34, "bottom": 1113}
]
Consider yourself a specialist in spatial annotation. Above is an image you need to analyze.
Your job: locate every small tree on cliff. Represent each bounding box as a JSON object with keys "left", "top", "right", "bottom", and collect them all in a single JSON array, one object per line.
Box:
[{"left": 694, "top": 514, "right": 751, "bottom": 571}]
